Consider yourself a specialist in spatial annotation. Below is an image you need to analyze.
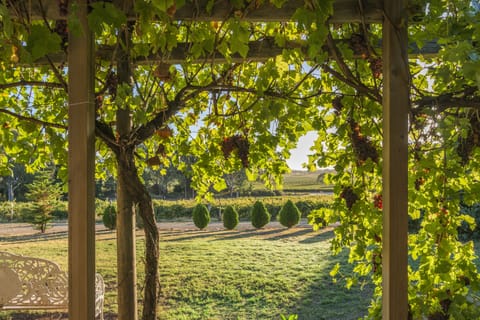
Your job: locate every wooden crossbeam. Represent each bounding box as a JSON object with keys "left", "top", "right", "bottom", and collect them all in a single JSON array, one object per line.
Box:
[
  {"left": 29, "top": 39, "right": 440, "bottom": 65},
  {"left": 11, "top": 0, "right": 383, "bottom": 23}
]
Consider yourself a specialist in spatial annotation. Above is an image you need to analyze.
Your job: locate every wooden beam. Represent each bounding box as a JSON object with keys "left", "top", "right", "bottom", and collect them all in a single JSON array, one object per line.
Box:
[
  {"left": 11, "top": 0, "right": 383, "bottom": 23},
  {"left": 382, "top": 0, "right": 409, "bottom": 319},
  {"left": 31, "top": 39, "right": 441, "bottom": 66},
  {"left": 67, "top": 0, "right": 96, "bottom": 319}
]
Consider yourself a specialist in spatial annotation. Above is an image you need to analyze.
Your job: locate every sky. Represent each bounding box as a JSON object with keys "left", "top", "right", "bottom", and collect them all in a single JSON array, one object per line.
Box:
[{"left": 286, "top": 131, "right": 318, "bottom": 171}]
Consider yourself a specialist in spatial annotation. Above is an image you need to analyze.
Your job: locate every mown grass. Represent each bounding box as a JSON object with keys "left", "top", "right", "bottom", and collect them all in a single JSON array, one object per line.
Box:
[{"left": 0, "top": 224, "right": 372, "bottom": 319}]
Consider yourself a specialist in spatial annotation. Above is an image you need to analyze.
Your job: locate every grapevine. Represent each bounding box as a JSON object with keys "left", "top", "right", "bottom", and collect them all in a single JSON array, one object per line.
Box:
[
  {"left": 349, "top": 119, "right": 379, "bottom": 164},
  {"left": 340, "top": 186, "right": 358, "bottom": 210},
  {"left": 221, "top": 135, "right": 250, "bottom": 168},
  {"left": 348, "top": 33, "right": 369, "bottom": 59},
  {"left": 368, "top": 57, "right": 382, "bottom": 79},
  {"left": 105, "top": 71, "right": 118, "bottom": 98},
  {"left": 373, "top": 194, "right": 382, "bottom": 210},
  {"left": 54, "top": 20, "right": 68, "bottom": 50}
]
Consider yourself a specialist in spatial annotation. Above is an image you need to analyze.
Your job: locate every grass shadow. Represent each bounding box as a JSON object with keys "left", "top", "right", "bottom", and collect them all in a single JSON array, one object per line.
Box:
[
  {"left": 160, "top": 229, "right": 239, "bottom": 242},
  {"left": 0, "top": 229, "right": 114, "bottom": 244},
  {"left": 0, "top": 231, "right": 69, "bottom": 244},
  {"left": 211, "top": 228, "right": 285, "bottom": 241},
  {"left": 286, "top": 246, "right": 373, "bottom": 319},
  {"left": 263, "top": 227, "right": 314, "bottom": 241},
  {"left": 299, "top": 228, "right": 335, "bottom": 244}
]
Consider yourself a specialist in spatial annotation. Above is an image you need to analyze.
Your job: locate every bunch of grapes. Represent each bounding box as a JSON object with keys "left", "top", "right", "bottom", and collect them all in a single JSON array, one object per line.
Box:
[
  {"left": 427, "top": 298, "right": 452, "bottom": 320},
  {"left": 340, "top": 186, "right": 358, "bottom": 210},
  {"left": 54, "top": 20, "right": 68, "bottom": 50},
  {"left": 95, "top": 95, "right": 103, "bottom": 113},
  {"left": 349, "top": 33, "right": 369, "bottom": 59},
  {"left": 221, "top": 137, "right": 236, "bottom": 158},
  {"left": 236, "top": 136, "right": 250, "bottom": 168},
  {"left": 58, "top": 0, "right": 68, "bottom": 16},
  {"left": 371, "top": 252, "right": 381, "bottom": 274},
  {"left": 221, "top": 135, "right": 250, "bottom": 168},
  {"left": 373, "top": 194, "right": 382, "bottom": 210},
  {"left": 332, "top": 95, "right": 344, "bottom": 115},
  {"left": 369, "top": 57, "right": 382, "bottom": 79},
  {"left": 414, "top": 177, "right": 425, "bottom": 191},
  {"left": 105, "top": 71, "right": 118, "bottom": 98},
  {"left": 349, "top": 120, "right": 379, "bottom": 164}
]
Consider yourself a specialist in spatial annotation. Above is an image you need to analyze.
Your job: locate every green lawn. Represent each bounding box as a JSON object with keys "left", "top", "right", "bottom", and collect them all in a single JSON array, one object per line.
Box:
[{"left": 0, "top": 224, "right": 372, "bottom": 319}]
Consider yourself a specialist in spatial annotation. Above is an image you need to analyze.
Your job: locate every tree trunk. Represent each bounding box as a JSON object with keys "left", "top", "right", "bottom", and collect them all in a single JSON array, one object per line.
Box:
[
  {"left": 116, "top": 146, "right": 159, "bottom": 320},
  {"left": 7, "top": 180, "right": 14, "bottom": 202},
  {"left": 137, "top": 188, "right": 159, "bottom": 320}
]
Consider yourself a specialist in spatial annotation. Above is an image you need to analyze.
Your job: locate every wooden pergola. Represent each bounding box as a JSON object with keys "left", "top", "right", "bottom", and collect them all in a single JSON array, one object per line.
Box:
[{"left": 18, "top": 0, "right": 409, "bottom": 318}]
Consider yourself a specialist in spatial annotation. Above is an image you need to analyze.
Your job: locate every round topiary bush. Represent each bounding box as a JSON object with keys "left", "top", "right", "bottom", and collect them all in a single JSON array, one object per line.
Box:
[
  {"left": 102, "top": 205, "right": 117, "bottom": 230},
  {"left": 278, "top": 199, "right": 301, "bottom": 228},
  {"left": 223, "top": 205, "right": 239, "bottom": 230},
  {"left": 193, "top": 204, "right": 210, "bottom": 230},
  {"left": 251, "top": 201, "right": 270, "bottom": 229}
]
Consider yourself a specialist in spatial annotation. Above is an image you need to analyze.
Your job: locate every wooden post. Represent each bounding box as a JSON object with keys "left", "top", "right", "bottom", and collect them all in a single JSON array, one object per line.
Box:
[
  {"left": 68, "top": 0, "right": 96, "bottom": 318},
  {"left": 114, "top": 10, "right": 138, "bottom": 318},
  {"left": 382, "top": 0, "right": 409, "bottom": 319},
  {"left": 116, "top": 109, "right": 138, "bottom": 320}
]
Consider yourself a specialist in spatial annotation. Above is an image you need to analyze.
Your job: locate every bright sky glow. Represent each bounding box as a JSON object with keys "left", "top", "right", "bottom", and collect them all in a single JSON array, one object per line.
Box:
[{"left": 286, "top": 131, "right": 317, "bottom": 170}]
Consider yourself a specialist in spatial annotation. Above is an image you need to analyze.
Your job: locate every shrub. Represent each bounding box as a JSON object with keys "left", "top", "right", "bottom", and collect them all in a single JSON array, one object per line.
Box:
[
  {"left": 0, "top": 201, "right": 20, "bottom": 221},
  {"left": 193, "top": 204, "right": 210, "bottom": 230},
  {"left": 102, "top": 205, "right": 117, "bottom": 230},
  {"left": 95, "top": 199, "right": 112, "bottom": 220},
  {"left": 223, "top": 205, "right": 239, "bottom": 230},
  {"left": 278, "top": 200, "right": 301, "bottom": 228},
  {"left": 251, "top": 201, "right": 270, "bottom": 229},
  {"left": 51, "top": 202, "right": 68, "bottom": 220}
]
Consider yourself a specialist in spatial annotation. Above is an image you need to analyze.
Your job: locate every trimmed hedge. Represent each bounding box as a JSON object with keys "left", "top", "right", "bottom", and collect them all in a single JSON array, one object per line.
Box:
[
  {"left": 251, "top": 201, "right": 270, "bottom": 229},
  {"left": 152, "top": 195, "right": 332, "bottom": 221},
  {"left": 278, "top": 200, "right": 301, "bottom": 228},
  {"left": 102, "top": 205, "right": 117, "bottom": 230},
  {"left": 223, "top": 205, "right": 239, "bottom": 230},
  {"left": 0, "top": 195, "right": 332, "bottom": 223},
  {"left": 192, "top": 204, "right": 210, "bottom": 230}
]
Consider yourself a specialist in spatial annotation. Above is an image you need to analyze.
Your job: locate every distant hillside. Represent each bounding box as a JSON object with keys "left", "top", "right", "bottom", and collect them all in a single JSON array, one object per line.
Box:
[
  {"left": 282, "top": 170, "right": 333, "bottom": 193},
  {"left": 248, "top": 169, "right": 334, "bottom": 195}
]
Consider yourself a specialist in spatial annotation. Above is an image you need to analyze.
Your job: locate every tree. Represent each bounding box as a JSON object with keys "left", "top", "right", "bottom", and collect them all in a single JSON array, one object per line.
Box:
[
  {"left": 223, "top": 169, "right": 249, "bottom": 197},
  {"left": 251, "top": 200, "right": 271, "bottom": 229},
  {"left": 192, "top": 203, "right": 210, "bottom": 230},
  {"left": 0, "top": 163, "right": 34, "bottom": 202},
  {"left": 278, "top": 199, "right": 301, "bottom": 228},
  {"left": 2, "top": 0, "right": 480, "bottom": 319},
  {"left": 24, "top": 169, "right": 63, "bottom": 233},
  {"left": 223, "top": 205, "right": 239, "bottom": 230}
]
